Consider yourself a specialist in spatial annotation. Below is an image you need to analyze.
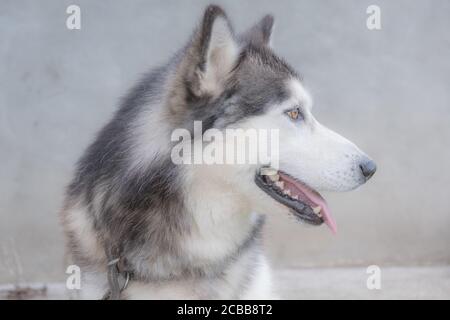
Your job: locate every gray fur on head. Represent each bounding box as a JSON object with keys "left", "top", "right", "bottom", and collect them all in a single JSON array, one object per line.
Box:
[{"left": 240, "top": 14, "right": 275, "bottom": 46}]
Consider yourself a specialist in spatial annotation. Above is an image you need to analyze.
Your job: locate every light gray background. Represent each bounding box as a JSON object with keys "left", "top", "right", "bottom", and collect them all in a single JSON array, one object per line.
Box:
[{"left": 1, "top": 0, "right": 449, "bottom": 285}]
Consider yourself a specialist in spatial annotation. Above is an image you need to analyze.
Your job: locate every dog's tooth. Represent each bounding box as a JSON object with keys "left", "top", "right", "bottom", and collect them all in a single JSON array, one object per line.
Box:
[
  {"left": 284, "top": 189, "right": 291, "bottom": 196},
  {"left": 261, "top": 167, "right": 278, "bottom": 176},
  {"left": 313, "top": 206, "right": 322, "bottom": 215},
  {"left": 275, "top": 181, "right": 284, "bottom": 189},
  {"left": 292, "top": 195, "right": 298, "bottom": 200},
  {"left": 268, "top": 174, "right": 280, "bottom": 182}
]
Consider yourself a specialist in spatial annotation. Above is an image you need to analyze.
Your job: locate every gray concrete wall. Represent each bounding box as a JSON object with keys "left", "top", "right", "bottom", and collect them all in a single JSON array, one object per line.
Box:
[{"left": 1, "top": 0, "right": 449, "bottom": 284}]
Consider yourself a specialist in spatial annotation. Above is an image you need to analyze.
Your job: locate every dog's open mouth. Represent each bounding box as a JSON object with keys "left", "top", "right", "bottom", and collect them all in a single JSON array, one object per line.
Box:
[{"left": 255, "top": 167, "right": 337, "bottom": 234}]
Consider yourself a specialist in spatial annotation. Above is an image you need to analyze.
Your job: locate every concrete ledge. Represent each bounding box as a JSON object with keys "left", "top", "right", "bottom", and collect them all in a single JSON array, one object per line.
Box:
[
  {"left": 1, "top": 266, "right": 449, "bottom": 300},
  {"left": 275, "top": 266, "right": 450, "bottom": 299}
]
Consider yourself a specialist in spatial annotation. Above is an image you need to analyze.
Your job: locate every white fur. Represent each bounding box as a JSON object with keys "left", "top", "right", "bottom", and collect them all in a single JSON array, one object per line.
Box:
[
  {"left": 241, "top": 255, "right": 277, "bottom": 299},
  {"left": 223, "top": 78, "right": 370, "bottom": 195},
  {"left": 199, "top": 17, "right": 239, "bottom": 97},
  {"left": 280, "top": 79, "right": 369, "bottom": 191},
  {"left": 123, "top": 242, "right": 275, "bottom": 299},
  {"left": 182, "top": 165, "right": 255, "bottom": 263},
  {"left": 63, "top": 202, "right": 105, "bottom": 264},
  {"left": 129, "top": 91, "right": 172, "bottom": 172}
]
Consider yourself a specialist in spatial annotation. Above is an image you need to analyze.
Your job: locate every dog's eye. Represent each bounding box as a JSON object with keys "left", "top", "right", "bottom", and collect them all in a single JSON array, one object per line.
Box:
[{"left": 285, "top": 107, "right": 303, "bottom": 121}]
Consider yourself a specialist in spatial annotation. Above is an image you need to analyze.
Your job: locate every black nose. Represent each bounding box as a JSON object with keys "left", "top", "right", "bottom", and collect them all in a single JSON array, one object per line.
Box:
[{"left": 359, "top": 160, "right": 377, "bottom": 180}]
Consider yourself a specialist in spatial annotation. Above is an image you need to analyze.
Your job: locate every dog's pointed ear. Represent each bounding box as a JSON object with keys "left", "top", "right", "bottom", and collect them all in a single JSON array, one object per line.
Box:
[
  {"left": 183, "top": 5, "right": 239, "bottom": 98},
  {"left": 240, "top": 14, "right": 274, "bottom": 47}
]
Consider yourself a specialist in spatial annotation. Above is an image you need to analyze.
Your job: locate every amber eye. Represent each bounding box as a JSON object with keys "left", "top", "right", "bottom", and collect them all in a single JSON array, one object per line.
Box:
[{"left": 285, "top": 108, "right": 303, "bottom": 121}]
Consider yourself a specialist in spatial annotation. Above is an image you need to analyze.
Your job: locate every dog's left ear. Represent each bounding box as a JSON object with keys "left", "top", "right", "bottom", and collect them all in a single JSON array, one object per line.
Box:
[
  {"left": 183, "top": 5, "right": 239, "bottom": 98},
  {"left": 240, "top": 14, "right": 275, "bottom": 47}
]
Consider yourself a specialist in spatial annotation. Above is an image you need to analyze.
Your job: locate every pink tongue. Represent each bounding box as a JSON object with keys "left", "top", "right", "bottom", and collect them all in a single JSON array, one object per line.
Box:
[{"left": 279, "top": 173, "right": 338, "bottom": 234}]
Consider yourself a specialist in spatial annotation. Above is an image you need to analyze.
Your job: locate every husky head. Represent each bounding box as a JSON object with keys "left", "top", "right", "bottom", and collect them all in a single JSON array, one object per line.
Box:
[{"left": 170, "top": 5, "right": 376, "bottom": 234}]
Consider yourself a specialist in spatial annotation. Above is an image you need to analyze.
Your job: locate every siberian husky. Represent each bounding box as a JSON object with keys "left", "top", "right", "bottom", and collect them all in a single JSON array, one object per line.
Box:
[{"left": 61, "top": 5, "right": 376, "bottom": 299}]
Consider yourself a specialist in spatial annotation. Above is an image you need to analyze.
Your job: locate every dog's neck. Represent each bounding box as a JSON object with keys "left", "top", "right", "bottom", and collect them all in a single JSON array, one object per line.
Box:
[{"left": 181, "top": 165, "right": 262, "bottom": 262}]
